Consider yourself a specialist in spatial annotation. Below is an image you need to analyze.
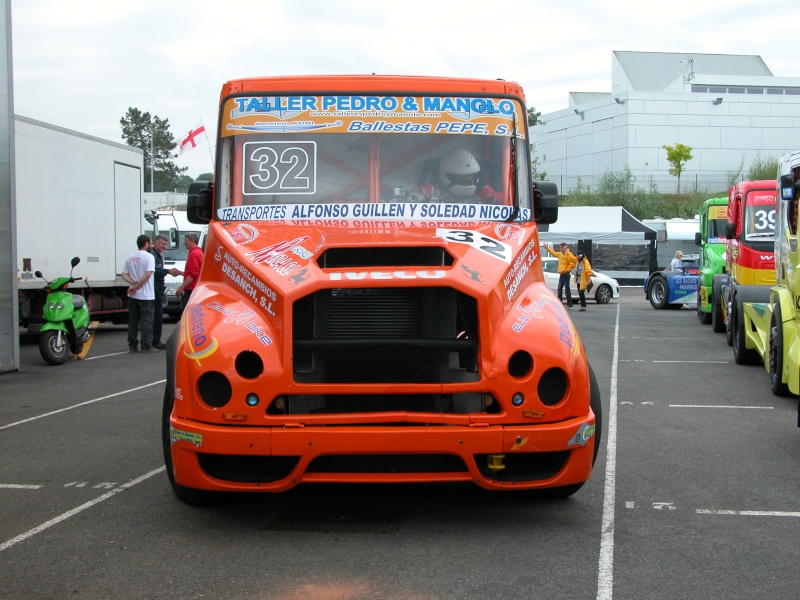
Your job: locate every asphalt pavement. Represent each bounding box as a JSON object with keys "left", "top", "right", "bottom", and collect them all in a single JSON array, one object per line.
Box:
[{"left": 1, "top": 289, "right": 798, "bottom": 600}]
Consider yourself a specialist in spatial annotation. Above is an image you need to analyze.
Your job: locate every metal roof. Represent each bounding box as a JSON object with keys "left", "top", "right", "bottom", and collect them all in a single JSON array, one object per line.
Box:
[{"left": 613, "top": 51, "right": 772, "bottom": 92}]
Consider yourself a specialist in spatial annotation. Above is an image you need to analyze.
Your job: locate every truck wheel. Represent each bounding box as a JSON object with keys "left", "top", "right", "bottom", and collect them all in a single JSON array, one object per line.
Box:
[
  {"left": 594, "top": 284, "right": 612, "bottom": 304},
  {"left": 648, "top": 278, "right": 669, "bottom": 309},
  {"left": 696, "top": 300, "right": 712, "bottom": 324},
  {"left": 725, "top": 303, "right": 734, "bottom": 346},
  {"left": 39, "top": 331, "right": 68, "bottom": 365},
  {"left": 711, "top": 289, "right": 725, "bottom": 333},
  {"left": 540, "top": 364, "right": 603, "bottom": 499},
  {"left": 162, "top": 386, "right": 220, "bottom": 506},
  {"left": 732, "top": 295, "right": 760, "bottom": 365},
  {"left": 769, "top": 304, "right": 790, "bottom": 396}
]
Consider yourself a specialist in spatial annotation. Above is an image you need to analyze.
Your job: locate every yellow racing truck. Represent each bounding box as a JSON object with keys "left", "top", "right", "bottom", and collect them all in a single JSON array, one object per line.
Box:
[{"left": 735, "top": 151, "right": 800, "bottom": 407}]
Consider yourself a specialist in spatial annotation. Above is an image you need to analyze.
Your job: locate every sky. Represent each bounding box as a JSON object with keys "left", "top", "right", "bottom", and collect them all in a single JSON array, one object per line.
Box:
[{"left": 9, "top": 0, "right": 800, "bottom": 180}]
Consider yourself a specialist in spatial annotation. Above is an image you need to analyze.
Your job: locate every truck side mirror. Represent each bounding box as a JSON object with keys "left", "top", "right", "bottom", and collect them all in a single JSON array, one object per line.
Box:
[
  {"left": 533, "top": 181, "right": 558, "bottom": 224},
  {"left": 694, "top": 232, "right": 701, "bottom": 245},
  {"left": 188, "top": 180, "right": 213, "bottom": 224},
  {"left": 780, "top": 173, "right": 797, "bottom": 200},
  {"left": 169, "top": 228, "right": 179, "bottom": 248},
  {"left": 725, "top": 222, "right": 735, "bottom": 238}
]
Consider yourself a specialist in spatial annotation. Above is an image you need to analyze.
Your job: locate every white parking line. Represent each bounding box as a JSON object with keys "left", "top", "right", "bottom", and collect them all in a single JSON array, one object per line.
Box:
[
  {"left": 85, "top": 350, "right": 135, "bottom": 360},
  {"left": 697, "top": 509, "right": 800, "bottom": 518},
  {"left": 670, "top": 405, "right": 773, "bottom": 410},
  {"left": 597, "top": 303, "right": 620, "bottom": 600},
  {"left": 0, "top": 466, "right": 165, "bottom": 553},
  {"left": 626, "top": 337, "right": 707, "bottom": 340},
  {"left": 654, "top": 360, "right": 729, "bottom": 364},
  {"left": 0, "top": 380, "right": 166, "bottom": 430},
  {"left": 0, "top": 484, "right": 43, "bottom": 490}
]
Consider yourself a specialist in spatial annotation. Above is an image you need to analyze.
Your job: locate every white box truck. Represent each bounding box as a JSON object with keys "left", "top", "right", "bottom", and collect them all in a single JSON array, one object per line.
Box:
[{"left": 15, "top": 115, "right": 145, "bottom": 330}]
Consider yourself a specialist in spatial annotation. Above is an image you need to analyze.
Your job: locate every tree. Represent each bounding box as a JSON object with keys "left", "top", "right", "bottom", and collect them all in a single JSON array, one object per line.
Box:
[
  {"left": 120, "top": 108, "right": 187, "bottom": 192},
  {"left": 531, "top": 156, "right": 547, "bottom": 181},
  {"left": 746, "top": 152, "right": 779, "bottom": 181},
  {"left": 527, "top": 106, "right": 541, "bottom": 127},
  {"left": 196, "top": 172, "right": 214, "bottom": 181},
  {"left": 662, "top": 143, "right": 693, "bottom": 195},
  {"left": 174, "top": 175, "right": 194, "bottom": 190},
  {"left": 726, "top": 152, "right": 746, "bottom": 187}
]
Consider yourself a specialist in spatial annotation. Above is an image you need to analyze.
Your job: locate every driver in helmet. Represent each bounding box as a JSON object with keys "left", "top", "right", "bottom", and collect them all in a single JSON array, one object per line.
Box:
[{"left": 415, "top": 148, "right": 503, "bottom": 203}]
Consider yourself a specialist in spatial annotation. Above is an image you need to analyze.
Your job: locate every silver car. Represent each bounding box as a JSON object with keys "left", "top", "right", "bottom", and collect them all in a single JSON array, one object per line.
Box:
[{"left": 541, "top": 257, "right": 620, "bottom": 304}]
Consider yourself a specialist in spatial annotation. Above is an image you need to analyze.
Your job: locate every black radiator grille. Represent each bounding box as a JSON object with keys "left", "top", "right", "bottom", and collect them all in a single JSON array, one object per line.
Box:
[
  {"left": 318, "top": 246, "right": 454, "bottom": 268},
  {"left": 293, "top": 286, "right": 479, "bottom": 384}
]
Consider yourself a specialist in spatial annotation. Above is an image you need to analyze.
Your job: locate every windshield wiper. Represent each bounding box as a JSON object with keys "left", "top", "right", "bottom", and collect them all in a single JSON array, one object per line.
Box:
[{"left": 504, "top": 108, "right": 519, "bottom": 223}]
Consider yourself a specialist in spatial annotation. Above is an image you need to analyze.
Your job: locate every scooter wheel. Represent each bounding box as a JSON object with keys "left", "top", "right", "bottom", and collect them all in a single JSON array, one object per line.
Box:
[{"left": 39, "top": 330, "right": 69, "bottom": 365}]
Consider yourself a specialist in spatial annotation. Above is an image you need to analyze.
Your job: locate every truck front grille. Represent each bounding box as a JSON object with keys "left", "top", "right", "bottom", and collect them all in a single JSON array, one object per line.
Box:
[{"left": 292, "top": 286, "right": 479, "bottom": 384}]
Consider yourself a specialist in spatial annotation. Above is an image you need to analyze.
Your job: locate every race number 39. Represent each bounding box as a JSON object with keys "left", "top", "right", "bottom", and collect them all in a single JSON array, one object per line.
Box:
[
  {"left": 436, "top": 229, "right": 512, "bottom": 264},
  {"left": 243, "top": 141, "right": 316, "bottom": 196}
]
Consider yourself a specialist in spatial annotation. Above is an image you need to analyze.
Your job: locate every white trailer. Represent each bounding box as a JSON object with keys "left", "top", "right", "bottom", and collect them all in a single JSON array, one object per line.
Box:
[
  {"left": 642, "top": 217, "right": 701, "bottom": 270},
  {"left": 15, "top": 115, "right": 144, "bottom": 329}
]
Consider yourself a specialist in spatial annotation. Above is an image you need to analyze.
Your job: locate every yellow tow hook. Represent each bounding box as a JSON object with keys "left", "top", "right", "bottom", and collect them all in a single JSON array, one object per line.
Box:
[{"left": 486, "top": 454, "right": 506, "bottom": 472}]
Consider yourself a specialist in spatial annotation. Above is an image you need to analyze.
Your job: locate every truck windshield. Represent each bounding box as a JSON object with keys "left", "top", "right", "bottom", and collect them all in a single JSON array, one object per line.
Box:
[
  {"left": 215, "top": 94, "right": 531, "bottom": 222},
  {"left": 707, "top": 205, "right": 728, "bottom": 240},
  {"left": 743, "top": 192, "right": 776, "bottom": 242}
]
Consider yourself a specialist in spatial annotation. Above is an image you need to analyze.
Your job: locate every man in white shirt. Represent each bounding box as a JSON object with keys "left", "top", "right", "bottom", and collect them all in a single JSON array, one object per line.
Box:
[{"left": 122, "top": 235, "right": 157, "bottom": 353}]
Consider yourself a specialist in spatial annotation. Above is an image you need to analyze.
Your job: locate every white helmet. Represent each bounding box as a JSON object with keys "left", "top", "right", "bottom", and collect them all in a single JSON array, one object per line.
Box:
[{"left": 439, "top": 149, "right": 480, "bottom": 196}]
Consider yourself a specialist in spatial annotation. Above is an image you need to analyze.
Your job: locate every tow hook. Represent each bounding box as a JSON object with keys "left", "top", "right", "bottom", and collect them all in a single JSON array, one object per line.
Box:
[{"left": 486, "top": 454, "right": 505, "bottom": 471}]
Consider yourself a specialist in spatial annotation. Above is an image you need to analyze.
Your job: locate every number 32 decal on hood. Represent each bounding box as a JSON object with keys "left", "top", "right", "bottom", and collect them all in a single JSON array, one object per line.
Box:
[{"left": 436, "top": 229, "right": 512, "bottom": 264}]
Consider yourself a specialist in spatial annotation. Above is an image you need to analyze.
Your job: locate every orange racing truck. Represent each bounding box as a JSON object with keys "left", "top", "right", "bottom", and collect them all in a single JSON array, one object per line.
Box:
[{"left": 163, "top": 75, "right": 602, "bottom": 504}]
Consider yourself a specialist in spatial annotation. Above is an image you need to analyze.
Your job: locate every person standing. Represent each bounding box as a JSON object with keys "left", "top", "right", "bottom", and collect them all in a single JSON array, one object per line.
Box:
[
  {"left": 545, "top": 242, "right": 578, "bottom": 309},
  {"left": 150, "top": 234, "right": 171, "bottom": 350},
  {"left": 122, "top": 235, "right": 157, "bottom": 353},
  {"left": 574, "top": 251, "right": 595, "bottom": 311},
  {"left": 176, "top": 233, "right": 203, "bottom": 310},
  {"left": 668, "top": 250, "right": 684, "bottom": 272}
]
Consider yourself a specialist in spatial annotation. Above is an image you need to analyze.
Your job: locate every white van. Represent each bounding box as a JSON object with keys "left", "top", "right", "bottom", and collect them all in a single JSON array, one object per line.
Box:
[{"left": 145, "top": 209, "right": 208, "bottom": 317}]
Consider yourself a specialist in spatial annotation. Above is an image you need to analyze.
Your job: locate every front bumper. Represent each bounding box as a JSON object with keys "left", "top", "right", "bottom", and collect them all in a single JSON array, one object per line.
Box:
[{"left": 169, "top": 413, "right": 597, "bottom": 493}]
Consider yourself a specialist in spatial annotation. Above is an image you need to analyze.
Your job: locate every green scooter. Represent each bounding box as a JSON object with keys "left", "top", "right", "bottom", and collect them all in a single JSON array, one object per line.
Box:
[{"left": 36, "top": 257, "right": 91, "bottom": 365}]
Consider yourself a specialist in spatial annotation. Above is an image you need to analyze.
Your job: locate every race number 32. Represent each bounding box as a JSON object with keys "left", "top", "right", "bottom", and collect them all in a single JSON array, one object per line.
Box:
[
  {"left": 436, "top": 229, "right": 512, "bottom": 264},
  {"left": 243, "top": 141, "right": 316, "bottom": 196}
]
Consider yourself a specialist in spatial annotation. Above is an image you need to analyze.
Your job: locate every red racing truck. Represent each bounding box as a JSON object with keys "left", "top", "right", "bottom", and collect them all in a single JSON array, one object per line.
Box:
[
  {"left": 719, "top": 180, "right": 777, "bottom": 359},
  {"left": 162, "top": 75, "right": 602, "bottom": 504}
]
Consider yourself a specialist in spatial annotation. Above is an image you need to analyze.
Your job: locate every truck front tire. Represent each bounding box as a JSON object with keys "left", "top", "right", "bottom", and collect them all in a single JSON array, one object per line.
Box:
[
  {"left": 540, "top": 364, "right": 603, "bottom": 499},
  {"left": 162, "top": 386, "right": 221, "bottom": 506},
  {"left": 711, "top": 277, "right": 726, "bottom": 333},
  {"left": 732, "top": 293, "right": 761, "bottom": 365},
  {"left": 769, "top": 304, "right": 790, "bottom": 396}
]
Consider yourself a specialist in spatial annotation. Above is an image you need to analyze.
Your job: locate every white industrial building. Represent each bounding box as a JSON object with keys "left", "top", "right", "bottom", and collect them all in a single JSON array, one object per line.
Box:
[{"left": 531, "top": 51, "right": 800, "bottom": 195}]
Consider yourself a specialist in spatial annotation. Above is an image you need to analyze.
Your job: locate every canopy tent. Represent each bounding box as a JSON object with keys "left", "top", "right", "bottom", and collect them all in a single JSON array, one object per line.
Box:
[{"left": 539, "top": 206, "right": 657, "bottom": 283}]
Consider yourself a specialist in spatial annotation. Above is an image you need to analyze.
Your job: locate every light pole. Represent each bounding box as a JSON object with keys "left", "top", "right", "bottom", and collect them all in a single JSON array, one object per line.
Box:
[{"left": 149, "top": 126, "right": 154, "bottom": 193}]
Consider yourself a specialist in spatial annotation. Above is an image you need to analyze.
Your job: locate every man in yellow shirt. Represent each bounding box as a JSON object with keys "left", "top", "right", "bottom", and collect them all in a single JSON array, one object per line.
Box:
[{"left": 545, "top": 242, "right": 578, "bottom": 309}]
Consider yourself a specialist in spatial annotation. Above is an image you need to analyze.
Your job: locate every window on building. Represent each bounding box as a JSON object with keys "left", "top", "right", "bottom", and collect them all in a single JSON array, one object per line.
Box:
[
  {"left": 691, "top": 85, "right": 707, "bottom": 93},
  {"left": 767, "top": 88, "right": 784, "bottom": 95},
  {"left": 785, "top": 88, "right": 800, "bottom": 96},
  {"left": 745, "top": 88, "right": 763, "bottom": 94},
  {"left": 709, "top": 86, "right": 726, "bottom": 93},
  {"left": 727, "top": 87, "right": 745, "bottom": 94}
]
